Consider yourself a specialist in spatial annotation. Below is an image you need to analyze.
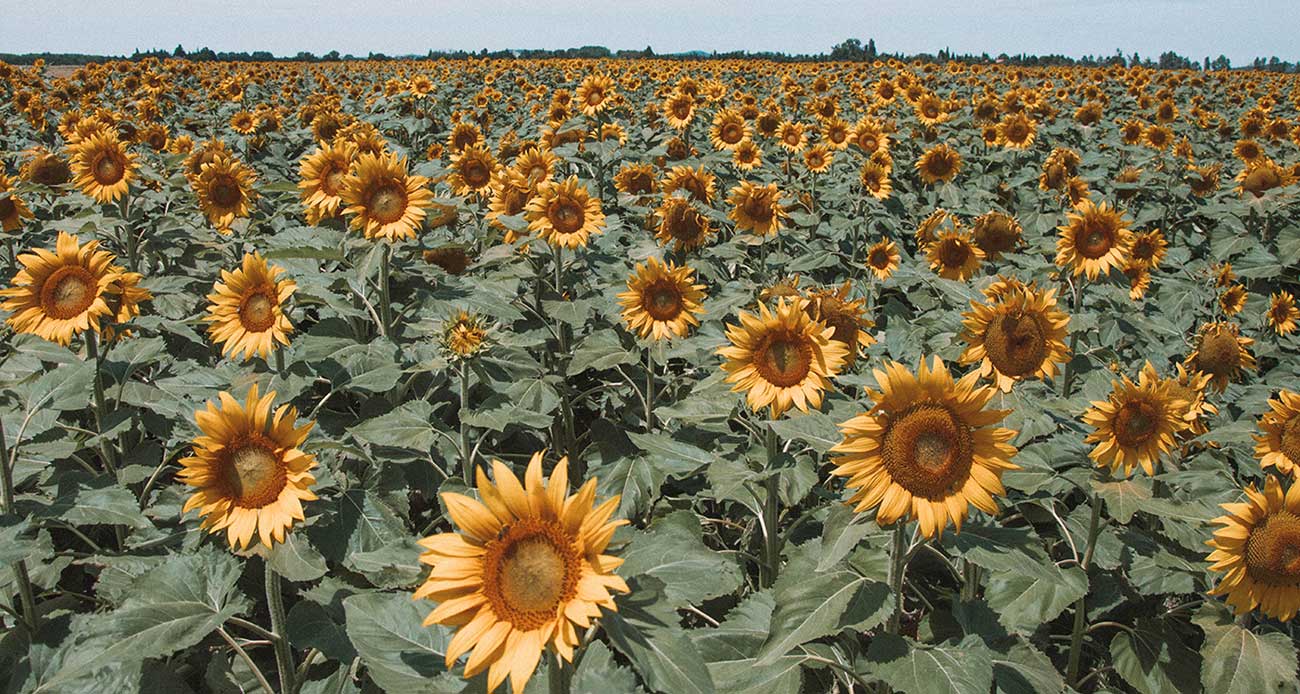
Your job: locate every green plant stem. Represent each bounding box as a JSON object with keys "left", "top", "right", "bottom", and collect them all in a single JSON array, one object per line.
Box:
[
  {"left": 1060, "top": 279, "right": 1084, "bottom": 398},
  {"left": 264, "top": 562, "right": 296, "bottom": 694},
  {"left": 274, "top": 348, "right": 286, "bottom": 378},
  {"left": 643, "top": 347, "right": 656, "bottom": 432},
  {"left": 0, "top": 418, "right": 39, "bottom": 634},
  {"left": 119, "top": 190, "right": 138, "bottom": 273},
  {"left": 217, "top": 627, "right": 276, "bottom": 694},
  {"left": 552, "top": 245, "right": 577, "bottom": 463},
  {"left": 1066, "top": 493, "right": 1102, "bottom": 688},
  {"left": 85, "top": 331, "right": 117, "bottom": 475},
  {"left": 548, "top": 653, "right": 572, "bottom": 694},
  {"left": 961, "top": 560, "right": 980, "bottom": 603},
  {"left": 459, "top": 359, "right": 474, "bottom": 485},
  {"left": 378, "top": 243, "right": 393, "bottom": 338},
  {"left": 759, "top": 424, "right": 781, "bottom": 589},
  {"left": 887, "top": 523, "right": 908, "bottom": 634}
]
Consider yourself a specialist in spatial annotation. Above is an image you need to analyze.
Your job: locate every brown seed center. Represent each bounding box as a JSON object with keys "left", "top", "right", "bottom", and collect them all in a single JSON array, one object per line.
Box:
[
  {"left": 93, "top": 153, "right": 124, "bottom": 185},
  {"left": 1114, "top": 400, "right": 1159, "bottom": 447},
  {"left": 210, "top": 176, "right": 242, "bottom": 208},
  {"left": 549, "top": 197, "right": 585, "bottom": 234},
  {"left": 881, "top": 404, "right": 974, "bottom": 499},
  {"left": 223, "top": 436, "right": 286, "bottom": 507},
  {"left": 41, "top": 266, "right": 97, "bottom": 320},
  {"left": 642, "top": 280, "right": 684, "bottom": 322},
  {"left": 239, "top": 285, "right": 278, "bottom": 332},
  {"left": 1245, "top": 512, "right": 1300, "bottom": 587},
  {"left": 369, "top": 184, "right": 407, "bottom": 224},
  {"left": 755, "top": 330, "right": 812, "bottom": 388},
  {"left": 1196, "top": 329, "right": 1241, "bottom": 376},
  {"left": 984, "top": 311, "right": 1048, "bottom": 377}
]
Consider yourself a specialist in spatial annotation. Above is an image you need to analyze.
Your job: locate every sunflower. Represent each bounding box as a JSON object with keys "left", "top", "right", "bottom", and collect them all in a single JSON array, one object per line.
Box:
[
  {"left": 996, "top": 112, "right": 1036, "bottom": 149},
  {"left": 1233, "top": 139, "right": 1264, "bottom": 164},
  {"left": 1185, "top": 322, "right": 1255, "bottom": 393},
  {"left": 776, "top": 121, "right": 807, "bottom": 153},
  {"left": 822, "top": 118, "right": 851, "bottom": 150},
  {"left": 915, "top": 208, "right": 953, "bottom": 245},
  {"left": 514, "top": 148, "right": 559, "bottom": 187},
  {"left": 727, "top": 181, "right": 788, "bottom": 237},
  {"left": 1268, "top": 291, "right": 1299, "bottom": 336},
  {"left": 178, "top": 384, "right": 317, "bottom": 550},
  {"left": 1219, "top": 284, "right": 1248, "bottom": 317},
  {"left": 1082, "top": 362, "right": 1188, "bottom": 477},
  {"left": 576, "top": 74, "right": 614, "bottom": 116},
  {"left": 487, "top": 171, "right": 533, "bottom": 243},
  {"left": 1236, "top": 158, "right": 1294, "bottom": 198},
  {"left": 805, "top": 283, "right": 875, "bottom": 365},
  {"left": 654, "top": 196, "right": 712, "bottom": 253},
  {"left": 960, "top": 286, "right": 1070, "bottom": 392},
  {"left": 414, "top": 453, "right": 628, "bottom": 694},
  {"left": 205, "top": 252, "right": 296, "bottom": 361},
  {"left": 803, "top": 145, "right": 833, "bottom": 174},
  {"left": 195, "top": 155, "right": 257, "bottom": 233},
  {"left": 859, "top": 161, "right": 892, "bottom": 200},
  {"left": 298, "top": 139, "right": 357, "bottom": 224},
  {"left": 1188, "top": 163, "right": 1222, "bottom": 197},
  {"left": 851, "top": 119, "right": 889, "bottom": 155},
  {"left": 732, "top": 139, "right": 762, "bottom": 171},
  {"left": 926, "top": 227, "right": 984, "bottom": 281},
  {"left": 448, "top": 145, "right": 500, "bottom": 199},
  {"left": 612, "top": 163, "right": 657, "bottom": 197},
  {"left": 69, "top": 131, "right": 136, "bottom": 203},
  {"left": 865, "top": 239, "right": 900, "bottom": 281},
  {"left": 341, "top": 152, "right": 434, "bottom": 242},
  {"left": 0, "top": 174, "right": 35, "bottom": 231},
  {"left": 915, "top": 143, "right": 962, "bottom": 185},
  {"left": 717, "top": 298, "right": 848, "bottom": 419},
  {"left": 1055, "top": 199, "right": 1134, "bottom": 280},
  {"left": 617, "top": 257, "right": 706, "bottom": 341},
  {"left": 662, "top": 93, "right": 695, "bottom": 130},
  {"left": 1164, "top": 365, "right": 1217, "bottom": 437},
  {"left": 525, "top": 176, "right": 605, "bottom": 249},
  {"left": 447, "top": 122, "right": 483, "bottom": 153},
  {"left": 971, "top": 211, "right": 1022, "bottom": 259},
  {"left": 185, "top": 139, "right": 233, "bottom": 183},
  {"left": 424, "top": 245, "right": 474, "bottom": 275},
  {"left": 20, "top": 147, "right": 72, "bottom": 187},
  {"left": 1, "top": 232, "right": 123, "bottom": 346},
  {"left": 660, "top": 165, "right": 716, "bottom": 205},
  {"left": 229, "top": 110, "right": 256, "bottom": 135},
  {"left": 1128, "top": 229, "right": 1168, "bottom": 270},
  {"left": 1206, "top": 475, "right": 1300, "bottom": 621},
  {"left": 1253, "top": 390, "right": 1300, "bottom": 477},
  {"left": 710, "top": 109, "right": 751, "bottom": 151},
  {"left": 441, "top": 310, "right": 491, "bottom": 360},
  {"left": 829, "top": 356, "right": 1019, "bottom": 538}
]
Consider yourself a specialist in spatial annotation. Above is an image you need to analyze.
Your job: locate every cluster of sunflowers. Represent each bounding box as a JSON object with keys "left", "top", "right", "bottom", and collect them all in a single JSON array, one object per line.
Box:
[{"left": 1, "top": 54, "right": 1299, "bottom": 694}]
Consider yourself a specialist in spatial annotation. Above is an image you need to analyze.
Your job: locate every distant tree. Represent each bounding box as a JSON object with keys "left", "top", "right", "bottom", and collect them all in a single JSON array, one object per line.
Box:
[
  {"left": 1211, "top": 55, "right": 1231, "bottom": 70},
  {"left": 173, "top": 44, "right": 186, "bottom": 57},
  {"left": 323, "top": 50, "right": 340, "bottom": 61}
]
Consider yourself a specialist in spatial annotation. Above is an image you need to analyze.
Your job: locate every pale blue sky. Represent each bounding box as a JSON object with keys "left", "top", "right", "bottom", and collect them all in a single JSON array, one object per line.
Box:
[{"left": 6, "top": 0, "right": 1296, "bottom": 66}]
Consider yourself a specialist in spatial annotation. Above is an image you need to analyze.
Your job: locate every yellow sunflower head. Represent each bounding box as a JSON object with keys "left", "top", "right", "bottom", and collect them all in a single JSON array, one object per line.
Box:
[
  {"left": 859, "top": 161, "right": 893, "bottom": 200},
  {"left": 829, "top": 356, "right": 1019, "bottom": 538},
  {"left": 204, "top": 252, "right": 296, "bottom": 361},
  {"left": 195, "top": 155, "right": 257, "bottom": 233},
  {"left": 69, "top": 131, "right": 137, "bottom": 204},
  {"left": 660, "top": 165, "right": 716, "bottom": 205},
  {"left": 1185, "top": 321, "right": 1255, "bottom": 393},
  {"left": 1164, "top": 364, "right": 1217, "bottom": 438},
  {"left": 0, "top": 173, "right": 35, "bottom": 232},
  {"left": 971, "top": 211, "right": 1022, "bottom": 259},
  {"left": 415, "top": 453, "right": 628, "bottom": 694},
  {"left": 1082, "top": 362, "right": 1188, "bottom": 477},
  {"left": 524, "top": 176, "right": 605, "bottom": 249},
  {"left": 613, "top": 163, "right": 658, "bottom": 198},
  {"left": 178, "top": 383, "right": 317, "bottom": 550},
  {"left": 1206, "top": 475, "right": 1300, "bottom": 621},
  {"left": 441, "top": 309, "right": 492, "bottom": 360},
  {"left": 0, "top": 231, "right": 123, "bottom": 346},
  {"left": 804, "top": 282, "right": 875, "bottom": 365},
  {"left": 20, "top": 147, "right": 72, "bottom": 187},
  {"left": 727, "top": 181, "right": 788, "bottom": 238},
  {"left": 1055, "top": 198, "right": 1134, "bottom": 280},
  {"left": 449, "top": 144, "right": 501, "bottom": 199},
  {"left": 710, "top": 108, "right": 751, "bottom": 151},
  {"left": 341, "top": 151, "right": 434, "bottom": 242},
  {"left": 926, "top": 226, "right": 985, "bottom": 281},
  {"left": 1255, "top": 390, "right": 1300, "bottom": 476},
  {"left": 865, "top": 239, "right": 900, "bottom": 281},
  {"left": 960, "top": 286, "right": 1071, "bottom": 392},
  {"left": 616, "top": 256, "right": 707, "bottom": 341},
  {"left": 298, "top": 139, "right": 357, "bottom": 223},
  {"left": 1128, "top": 229, "right": 1168, "bottom": 270},
  {"left": 915, "top": 143, "right": 962, "bottom": 185},
  {"left": 732, "top": 139, "right": 763, "bottom": 171},
  {"left": 717, "top": 297, "right": 848, "bottom": 419},
  {"left": 1268, "top": 291, "right": 1299, "bottom": 336}
]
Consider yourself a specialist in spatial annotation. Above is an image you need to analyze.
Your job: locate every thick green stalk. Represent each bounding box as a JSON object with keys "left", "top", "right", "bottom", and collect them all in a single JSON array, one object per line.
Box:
[
  {"left": 644, "top": 347, "right": 656, "bottom": 432},
  {"left": 0, "top": 418, "right": 39, "bottom": 633},
  {"left": 887, "top": 523, "right": 908, "bottom": 634},
  {"left": 264, "top": 562, "right": 296, "bottom": 694},
  {"left": 85, "top": 331, "right": 117, "bottom": 475},
  {"left": 459, "top": 359, "right": 473, "bottom": 485},
  {"left": 378, "top": 243, "right": 393, "bottom": 338},
  {"left": 547, "top": 653, "right": 571, "bottom": 694},
  {"left": 759, "top": 425, "right": 781, "bottom": 588},
  {"left": 1066, "top": 494, "right": 1102, "bottom": 688}
]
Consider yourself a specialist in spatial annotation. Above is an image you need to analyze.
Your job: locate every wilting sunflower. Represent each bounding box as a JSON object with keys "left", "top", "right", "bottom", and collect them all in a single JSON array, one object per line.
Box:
[
  {"left": 1206, "top": 475, "right": 1300, "bottom": 621},
  {"left": 660, "top": 165, "right": 716, "bottom": 205},
  {"left": 21, "top": 147, "right": 72, "bottom": 187},
  {"left": 525, "top": 176, "right": 605, "bottom": 249},
  {"left": 1, "top": 232, "right": 123, "bottom": 346},
  {"left": 971, "top": 211, "right": 1022, "bottom": 259},
  {"left": 1187, "top": 163, "right": 1222, "bottom": 197},
  {"left": 1055, "top": 199, "right": 1134, "bottom": 280},
  {"left": 424, "top": 244, "right": 473, "bottom": 275},
  {"left": 1082, "top": 362, "right": 1188, "bottom": 477},
  {"left": 448, "top": 145, "right": 500, "bottom": 199},
  {"left": 195, "top": 155, "right": 257, "bottom": 233},
  {"left": 926, "top": 227, "right": 984, "bottom": 281},
  {"left": 0, "top": 174, "right": 35, "bottom": 231},
  {"left": 414, "top": 453, "right": 629, "bottom": 694},
  {"left": 728, "top": 181, "right": 788, "bottom": 237},
  {"left": 178, "top": 384, "right": 317, "bottom": 550},
  {"left": 612, "top": 163, "right": 657, "bottom": 197},
  {"left": 865, "top": 239, "right": 900, "bottom": 281},
  {"left": 298, "top": 139, "right": 357, "bottom": 224},
  {"left": 1185, "top": 322, "right": 1255, "bottom": 393},
  {"left": 1255, "top": 390, "right": 1300, "bottom": 476},
  {"left": 654, "top": 196, "right": 712, "bottom": 253},
  {"left": 617, "top": 256, "right": 706, "bottom": 341},
  {"left": 69, "top": 131, "right": 136, "bottom": 203},
  {"left": 1268, "top": 291, "right": 1299, "bottom": 336},
  {"left": 717, "top": 298, "right": 847, "bottom": 419},
  {"left": 960, "top": 286, "right": 1070, "bottom": 392},
  {"left": 805, "top": 283, "right": 875, "bottom": 365},
  {"left": 915, "top": 143, "right": 962, "bottom": 185},
  {"left": 829, "top": 356, "right": 1019, "bottom": 538},
  {"left": 859, "top": 162, "right": 892, "bottom": 200},
  {"left": 1165, "top": 365, "right": 1217, "bottom": 437},
  {"left": 441, "top": 310, "right": 491, "bottom": 360},
  {"left": 1236, "top": 158, "right": 1295, "bottom": 199},
  {"left": 487, "top": 171, "right": 533, "bottom": 243},
  {"left": 341, "top": 151, "right": 434, "bottom": 242},
  {"left": 205, "top": 252, "right": 296, "bottom": 361}
]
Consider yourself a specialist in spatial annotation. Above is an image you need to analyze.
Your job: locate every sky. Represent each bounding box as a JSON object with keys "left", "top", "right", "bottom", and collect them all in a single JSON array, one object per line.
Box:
[{"left": 5, "top": 0, "right": 1297, "bottom": 66}]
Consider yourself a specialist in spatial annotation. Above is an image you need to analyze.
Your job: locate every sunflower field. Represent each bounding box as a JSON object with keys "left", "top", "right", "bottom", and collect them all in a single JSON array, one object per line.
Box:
[{"left": 1, "top": 56, "right": 1300, "bottom": 694}]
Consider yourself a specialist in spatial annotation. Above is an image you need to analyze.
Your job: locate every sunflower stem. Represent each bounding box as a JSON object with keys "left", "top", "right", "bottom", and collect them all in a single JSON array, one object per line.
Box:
[
  {"left": 264, "top": 561, "right": 296, "bottom": 694},
  {"left": 1060, "top": 279, "right": 1084, "bottom": 398},
  {"left": 0, "top": 417, "right": 39, "bottom": 634},
  {"left": 961, "top": 560, "right": 980, "bottom": 603},
  {"left": 119, "top": 190, "right": 137, "bottom": 273},
  {"left": 1066, "top": 492, "right": 1102, "bottom": 688},
  {"left": 85, "top": 331, "right": 118, "bottom": 476},
  {"left": 274, "top": 347, "right": 286, "bottom": 379},
  {"left": 644, "top": 346, "right": 656, "bottom": 432},
  {"left": 378, "top": 243, "right": 393, "bottom": 338},
  {"left": 887, "top": 523, "right": 908, "bottom": 634},
  {"left": 459, "top": 358, "right": 474, "bottom": 485},
  {"left": 759, "top": 424, "right": 782, "bottom": 588},
  {"left": 547, "top": 653, "right": 572, "bottom": 694}
]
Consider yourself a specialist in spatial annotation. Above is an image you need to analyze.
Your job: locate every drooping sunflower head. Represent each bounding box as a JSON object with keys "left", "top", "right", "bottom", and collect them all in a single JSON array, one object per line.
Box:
[
  {"left": 448, "top": 144, "right": 500, "bottom": 199},
  {"left": 915, "top": 143, "right": 962, "bottom": 185},
  {"left": 960, "top": 286, "right": 1071, "bottom": 392},
  {"left": 20, "top": 147, "right": 72, "bottom": 187},
  {"left": 447, "top": 122, "right": 483, "bottom": 154},
  {"left": 1055, "top": 198, "right": 1134, "bottom": 280},
  {"left": 660, "top": 165, "right": 716, "bottom": 205},
  {"left": 423, "top": 244, "right": 474, "bottom": 275},
  {"left": 524, "top": 176, "right": 605, "bottom": 249},
  {"left": 613, "top": 162, "right": 658, "bottom": 198},
  {"left": 1236, "top": 158, "right": 1295, "bottom": 199},
  {"left": 415, "top": 453, "right": 628, "bottom": 694},
  {"left": 185, "top": 139, "right": 233, "bottom": 182},
  {"left": 915, "top": 208, "right": 953, "bottom": 245},
  {"left": 727, "top": 181, "right": 788, "bottom": 238},
  {"left": 653, "top": 195, "right": 712, "bottom": 253},
  {"left": 178, "top": 383, "right": 317, "bottom": 550},
  {"left": 204, "top": 252, "right": 296, "bottom": 361},
  {"left": 0, "top": 231, "right": 123, "bottom": 346},
  {"left": 1185, "top": 321, "right": 1255, "bottom": 393},
  {"left": 926, "top": 226, "right": 985, "bottom": 281},
  {"left": 0, "top": 173, "right": 35, "bottom": 232},
  {"left": 195, "top": 155, "right": 257, "bottom": 233},
  {"left": 1164, "top": 364, "right": 1217, "bottom": 437},
  {"left": 1254, "top": 390, "right": 1300, "bottom": 476},
  {"left": 486, "top": 170, "right": 533, "bottom": 242},
  {"left": 829, "top": 356, "right": 1019, "bottom": 538},
  {"left": 1268, "top": 291, "right": 1299, "bottom": 336},
  {"left": 298, "top": 139, "right": 357, "bottom": 223},
  {"left": 1188, "top": 163, "right": 1222, "bottom": 197},
  {"left": 717, "top": 298, "right": 848, "bottom": 419},
  {"left": 1082, "top": 362, "right": 1188, "bottom": 477},
  {"left": 617, "top": 256, "right": 707, "bottom": 341},
  {"left": 1219, "top": 284, "right": 1248, "bottom": 317},
  {"left": 971, "top": 211, "right": 1022, "bottom": 259},
  {"left": 69, "top": 131, "right": 137, "bottom": 204},
  {"left": 440, "top": 309, "right": 491, "bottom": 360},
  {"left": 804, "top": 282, "right": 875, "bottom": 365},
  {"left": 1206, "top": 475, "right": 1300, "bottom": 621},
  {"left": 865, "top": 239, "right": 901, "bottom": 281},
  {"left": 341, "top": 151, "right": 434, "bottom": 242}
]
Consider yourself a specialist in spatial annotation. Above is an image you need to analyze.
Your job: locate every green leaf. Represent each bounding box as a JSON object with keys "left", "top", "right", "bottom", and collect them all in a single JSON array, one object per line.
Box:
[
  {"left": 983, "top": 564, "right": 1087, "bottom": 635},
  {"left": 1109, "top": 619, "right": 1201, "bottom": 694},
  {"left": 30, "top": 472, "right": 152, "bottom": 529},
  {"left": 756, "top": 565, "right": 890, "bottom": 666},
  {"left": 620, "top": 510, "right": 741, "bottom": 608},
  {"left": 343, "top": 591, "right": 464, "bottom": 694},
  {"left": 766, "top": 411, "right": 842, "bottom": 453},
  {"left": 267, "top": 532, "right": 328, "bottom": 582},
  {"left": 572, "top": 641, "right": 644, "bottom": 694},
  {"left": 863, "top": 634, "right": 994, "bottom": 694},
  {"left": 287, "top": 600, "right": 356, "bottom": 663},
  {"left": 1092, "top": 477, "right": 1151, "bottom": 524},
  {"left": 817, "top": 504, "right": 879, "bottom": 572},
  {"left": 627, "top": 431, "right": 717, "bottom": 472},
  {"left": 569, "top": 331, "right": 638, "bottom": 375},
  {"left": 350, "top": 401, "right": 439, "bottom": 451},
  {"left": 693, "top": 592, "right": 805, "bottom": 694},
  {"left": 1195, "top": 605, "right": 1299, "bottom": 694},
  {"left": 604, "top": 605, "right": 716, "bottom": 694},
  {"left": 991, "top": 641, "right": 1065, "bottom": 694}
]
